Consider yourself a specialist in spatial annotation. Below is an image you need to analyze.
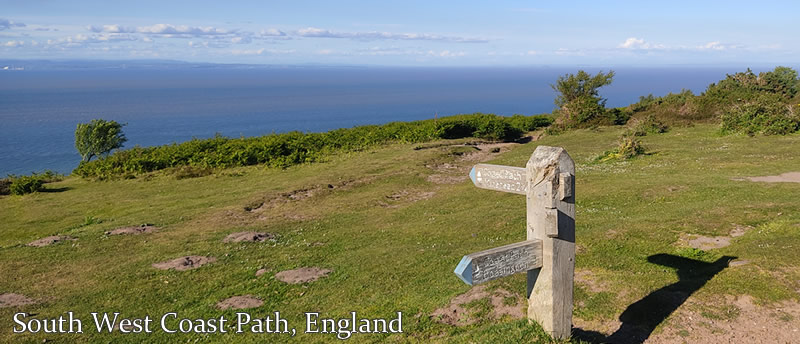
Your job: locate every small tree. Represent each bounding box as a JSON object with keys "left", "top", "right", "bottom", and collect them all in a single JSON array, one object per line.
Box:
[
  {"left": 551, "top": 70, "right": 615, "bottom": 108},
  {"left": 75, "top": 119, "right": 127, "bottom": 162},
  {"left": 551, "top": 70, "right": 615, "bottom": 128}
]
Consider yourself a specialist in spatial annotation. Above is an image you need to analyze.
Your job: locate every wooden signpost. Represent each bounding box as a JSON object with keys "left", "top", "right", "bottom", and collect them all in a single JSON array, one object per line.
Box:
[{"left": 455, "top": 145, "right": 575, "bottom": 340}]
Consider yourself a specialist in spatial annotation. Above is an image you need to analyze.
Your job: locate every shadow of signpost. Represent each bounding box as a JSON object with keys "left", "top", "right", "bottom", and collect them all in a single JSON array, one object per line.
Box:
[{"left": 573, "top": 254, "right": 735, "bottom": 344}]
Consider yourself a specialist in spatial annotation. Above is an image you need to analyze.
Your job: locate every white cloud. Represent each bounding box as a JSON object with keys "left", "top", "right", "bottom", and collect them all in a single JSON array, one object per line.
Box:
[
  {"left": 618, "top": 37, "right": 743, "bottom": 52},
  {"left": 3, "top": 40, "right": 24, "bottom": 47},
  {"left": 230, "top": 48, "right": 296, "bottom": 55},
  {"left": 137, "top": 24, "right": 231, "bottom": 37},
  {"left": 0, "top": 18, "right": 25, "bottom": 31},
  {"left": 259, "top": 28, "right": 286, "bottom": 37},
  {"left": 423, "top": 50, "right": 466, "bottom": 57},
  {"left": 231, "top": 36, "right": 251, "bottom": 44},
  {"left": 618, "top": 37, "right": 665, "bottom": 50},
  {"left": 47, "top": 34, "right": 137, "bottom": 47},
  {"left": 88, "top": 24, "right": 136, "bottom": 33},
  {"left": 697, "top": 41, "right": 742, "bottom": 51},
  {"left": 294, "top": 27, "right": 487, "bottom": 43}
]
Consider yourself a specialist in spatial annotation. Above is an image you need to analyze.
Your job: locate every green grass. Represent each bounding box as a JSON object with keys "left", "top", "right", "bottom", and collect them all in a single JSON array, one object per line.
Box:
[{"left": 1, "top": 124, "right": 799, "bottom": 343}]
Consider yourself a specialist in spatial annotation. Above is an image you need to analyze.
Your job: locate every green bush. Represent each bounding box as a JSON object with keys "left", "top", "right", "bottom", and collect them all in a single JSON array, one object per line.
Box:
[
  {"left": 629, "top": 114, "right": 669, "bottom": 136},
  {"left": 554, "top": 95, "right": 607, "bottom": 129},
  {"left": 627, "top": 89, "right": 699, "bottom": 125},
  {"left": 699, "top": 67, "right": 800, "bottom": 118},
  {"left": 0, "top": 179, "right": 10, "bottom": 195},
  {"left": 721, "top": 93, "right": 800, "bottom": 136},
  {"left": 73, "top": 113, "right": 553, "bottom": 179},
  {"left": 9, "top": 176, "right": 45, "bottom": 195}
]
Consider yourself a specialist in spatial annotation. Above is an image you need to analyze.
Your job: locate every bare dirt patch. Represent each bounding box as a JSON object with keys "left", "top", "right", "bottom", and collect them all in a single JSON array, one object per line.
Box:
[
  {"left": 457, "top": 142, "right": 518, "bottom": 162},
  {"left": 745, "top": 172, "right": 800, "bottom": 183},
  {"left": 275, "top": 267, "right": 332, "bottom": 284},
  {"left": 729, "top": 224, "right": 753, "bottom": 238},
  {"left": 245, "top": 178, "right": 375, "bottom": 213},
  {"left": 431, "top": 285, "right": 525, "bottom": 326},
  {"left": 216, "top": 295, "right": 263, "bottom": 310},
  {"left": 105, "top": 224, "right": 158, "bottom": 236},
  {"left": 729, "top": 259, "right": 751, "bottom": 267},
  {"left": 255, "top": 268, "right": 269, "bottom": 277},
  {"left": 223, "top": 231, "right": 276, "bottom": 243},
  {"left": 379, "top": 190, "right": 436, "bottom": 207},
  {"left": 0, "top": 293, "right": 36, "bottom": 308},
  {"left": 648, "top": 295, "right": 800, "bottom": 344},
  {"left": 26, "top": 235, "right": 76, "bottom": 247},
  {"left": 152, "top": 256, "right": 216, "bottom": 271},
  {"left": 681, "top": 234, "right": 731, "bottom": 250},
  {"left": 575, "top": 269, "right": 609, "bottom": 293},
  {"left": 426, "top": 174, "right": 468, "bottom": 185}
]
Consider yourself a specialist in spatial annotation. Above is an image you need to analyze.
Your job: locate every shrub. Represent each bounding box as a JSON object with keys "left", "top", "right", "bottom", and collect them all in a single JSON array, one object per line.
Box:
[
  {"left": 9, "top": 175, "right": 45, "bottom": 195},
  {"left": 721, "top": 93, "right": 800, "bottom": 136},
  {"left": 596, "top": 134, "right": 646, "bottom": 162},
  {"left": 627, "top": 89, "right": 699, "bottom": 125},
  {"left": 699, "top": 67, "right": 800, "bottom": 119},
  {"left": 554, "top": 95, "right": 607, "bottom": 129},
  {"left": 0, "top": 179, "right": 10, "bottom": 195},
  {"left": 505, "top": 114, "right": 554, "bottom": 132},
  {"left": 629, "top": 114, "right": 669, "bottom": 136}
]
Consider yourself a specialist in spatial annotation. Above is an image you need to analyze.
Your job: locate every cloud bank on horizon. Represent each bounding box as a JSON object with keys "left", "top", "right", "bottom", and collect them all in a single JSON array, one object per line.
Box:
[{"left": 0, "top": 1, "right": 796, "bottom": 66}]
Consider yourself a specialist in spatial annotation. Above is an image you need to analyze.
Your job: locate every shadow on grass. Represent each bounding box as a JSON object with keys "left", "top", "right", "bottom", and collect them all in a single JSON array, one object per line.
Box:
[
  {"left": 40, "top": 186, "right": 72, "bottom": 193},
  {"left": 573, "top": 254, "right": 735, "bottom": 344}
]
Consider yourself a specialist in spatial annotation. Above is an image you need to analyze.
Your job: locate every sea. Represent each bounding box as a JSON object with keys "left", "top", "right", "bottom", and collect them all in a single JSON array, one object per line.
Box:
[{"left": 0, "top": 65, "right": 766, "bottom": 175}]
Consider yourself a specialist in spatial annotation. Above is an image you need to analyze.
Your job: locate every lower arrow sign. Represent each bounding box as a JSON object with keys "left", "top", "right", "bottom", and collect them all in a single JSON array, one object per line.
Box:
[{"left": 454, "top": 240, "right": 543, "bottom": 286}]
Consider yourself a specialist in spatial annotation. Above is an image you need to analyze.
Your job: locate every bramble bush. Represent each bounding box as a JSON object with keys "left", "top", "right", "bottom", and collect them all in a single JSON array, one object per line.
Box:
[
  {"left": 73, "top": 113, "right": 553, "bottom": 179},
  {"left": 1, "top": 171, "right": 64, "bottom": 195},
  {"left": 628, "top": 114, "right": 669, "bottom": 136},
  {"left": 9, "top": 176, "right": 45, "bottom": 195},
  {"left": 721, "top": 93, "right": 799, "bottom": 136}
]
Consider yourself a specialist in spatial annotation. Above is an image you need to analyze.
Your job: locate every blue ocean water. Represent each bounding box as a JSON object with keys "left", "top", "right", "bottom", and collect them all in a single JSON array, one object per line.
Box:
[{"left": 0, "top": 66, "right": 739, "bottom": 175}]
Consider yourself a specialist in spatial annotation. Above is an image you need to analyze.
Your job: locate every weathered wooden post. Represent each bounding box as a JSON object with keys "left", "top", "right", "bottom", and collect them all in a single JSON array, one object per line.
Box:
[
  {"left": 454, "top": 145, "right": 575, "bottom": 340},
  {"left": 526, "top": 146, "right": 575, "bottom": 339}
]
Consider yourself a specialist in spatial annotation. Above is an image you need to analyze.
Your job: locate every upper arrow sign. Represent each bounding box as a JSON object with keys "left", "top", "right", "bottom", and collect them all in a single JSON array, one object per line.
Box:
[{"left": 469, "top": 163, "right": 527, "bottom": 195}]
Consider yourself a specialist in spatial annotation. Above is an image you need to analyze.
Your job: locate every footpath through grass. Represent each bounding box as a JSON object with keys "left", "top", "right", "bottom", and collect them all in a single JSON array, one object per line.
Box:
[{"left": 1, "top": 124, "right": 799, "bottom": 343}]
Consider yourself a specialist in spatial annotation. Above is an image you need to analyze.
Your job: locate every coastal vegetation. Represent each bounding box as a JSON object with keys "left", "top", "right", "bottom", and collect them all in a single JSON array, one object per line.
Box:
[
  {"left": 72, "top": 113, "right": 552, "bottom": 180},
  {"left": 626, "top": 66, "right": 800, "bottom": 132},
  {"left": 0, "top": 171, "right": 64, "bottom": 196}
]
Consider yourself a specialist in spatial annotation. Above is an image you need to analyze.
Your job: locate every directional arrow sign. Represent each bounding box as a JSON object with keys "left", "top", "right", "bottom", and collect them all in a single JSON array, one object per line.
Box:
[
  {"left": 454, "top": 240, "right": 543, "bottom": 286},
  {"left": 469, "top": 164, "right": 527, "bottom": 195}
]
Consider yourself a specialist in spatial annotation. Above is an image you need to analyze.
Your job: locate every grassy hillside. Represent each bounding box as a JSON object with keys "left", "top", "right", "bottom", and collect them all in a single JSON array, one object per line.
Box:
[{"left": 1, "top": 124, "right": 799, "bottom": 343}]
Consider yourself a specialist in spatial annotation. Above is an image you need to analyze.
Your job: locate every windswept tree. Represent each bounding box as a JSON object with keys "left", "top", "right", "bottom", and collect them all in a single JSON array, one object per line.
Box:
[
  {"left": 551, "top": 70, "right": 615, "bottom": 128},
  {"left": 552, "top": 70, "right": 615, "bottom": 107},
  {"left": 75, "top": 119, "right": 127, "bottom": 162}
]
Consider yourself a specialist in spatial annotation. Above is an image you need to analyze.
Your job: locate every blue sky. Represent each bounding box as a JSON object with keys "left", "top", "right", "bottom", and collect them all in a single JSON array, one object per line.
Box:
[{"left": 1, "top": 0, "right": 797, "bottom": 66}]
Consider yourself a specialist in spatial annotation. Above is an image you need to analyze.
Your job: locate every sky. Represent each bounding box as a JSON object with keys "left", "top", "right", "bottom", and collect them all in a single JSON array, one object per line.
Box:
[{"left": 1, "top": 0, "right": 797, "bottom": 66}]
